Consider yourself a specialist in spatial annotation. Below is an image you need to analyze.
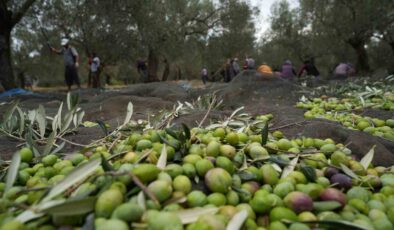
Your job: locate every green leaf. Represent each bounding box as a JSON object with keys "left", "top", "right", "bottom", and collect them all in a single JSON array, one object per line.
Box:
[
  {"left": 101, "top": 154, "right": 114, "bottom": 171},
  {"left": 137, "top": 191, "right": 146, "bottom": 210},
  {"left": 16, "top": 107, "right": 25, "bottom": 137},
  {"left": 181, "top": 123, "right": 191, "bottom": 140},
  {"left": 40, "top": 197, "right": 97, "bottom": 216},
  {"left": 42, "top": 158, "right": 101, "bottom": 202},
  {"left": 268, "top": 156, "right": 289, "bottom": 167},
  {"left": 261, "top": 122, "right": 268, "bottom": 145},
  {"left": 25, "top": 129, "right": 41, "bottom": 157},
  {"left": 122, "top": 102, "right": 133, "bottom": 126},
  {"left": 2, "top": 100, "right": 19, "bottom": 123},
  {"left": 52, "top": 142, "right": 65, "bottom": 154},
  {"left": 313, "top": 201, "right": 342, "bottom": 212},
  {"left": 42, "top": 132, "right": 56, "bottom": 156},
  {"left": 5, "top": 152, "right": 21, "bottom": 192},
  {"left": 158, "top": 134, "right": 178, "bottom": 149},
  {"left": 300, "top": 164, "right": 317, "bottom": 182},
  {"left": 36, "top": 105, "right": 47, "bottom": 138},
  {"left": 360, "top": 145, "right": 375, "bottom": 170},
  {"left": 16, "top": 210, "right": 44, "bottom": 223},
  {"left": 226, "top": 210, "right": 248, "bottom": 230},
  {"left": 67, "top": 93, "right": 79, "bottom": 110},
  {"left": 157, "top": 144, "right": 167, "bottom": 170},
  {"left": 340, "top": 164, "right": 360, "bottom": 180},
  {"left": 61, "top": 111, "right": 74, "bottom": 133},
  {"left": 165, "top": 128, "right": 179, "bottom": 139},
  {"left": 237, "top": 171, "right": 257, "bottom": 181},
  {"left": 96, "top": 120, "right": 108, "bottom": 136},
  {"left": 281, "top": 156, "right": 299, "bottom": 179},
  {"left": 175, "top": 207, "right": 218, "bottom": 224}
]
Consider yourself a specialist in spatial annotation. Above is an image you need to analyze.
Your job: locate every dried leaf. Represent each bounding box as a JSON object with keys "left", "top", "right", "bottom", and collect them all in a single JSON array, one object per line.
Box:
[
  {"left": 176, "top": 207, "right": 218, "bottom": 224},
  {"left": 42, "top": 158, "right": 101, "bottom": 202},
  {"left": 123, "top": 102, "right": 133, "bottom": 126},
  {"left": 157, "top": 144, "right": 167, "bottom": 170},
  {"left": 360, "top": 145, "right": 375, "bottom": 170},
  {"left": 226, "top": 210, "right": 248, "bottom": 230},
  {"left": 5, "top": 152, "right": 21, "bottom": 191},
  {"left": 281, "top": 156, "right": 299, "bottom": 179}
]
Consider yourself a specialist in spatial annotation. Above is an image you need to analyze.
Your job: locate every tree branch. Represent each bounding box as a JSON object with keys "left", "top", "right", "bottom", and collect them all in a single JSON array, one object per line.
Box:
[{"left": 11, "top": 0, "right": 36, "bottom": 26}]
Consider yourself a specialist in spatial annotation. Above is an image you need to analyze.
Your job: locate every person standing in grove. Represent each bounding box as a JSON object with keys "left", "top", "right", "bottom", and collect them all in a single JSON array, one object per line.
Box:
[
  {"left": 137, "top": 59, "right": 148, "bottom": 83},
  {"left": 280, "top": 60, "right": 296, "bottom": 80},
  {"left": 201, "top": 67, "right": 208, "bottom": 85},
  {"left": 333, "top": 62, "right": 354, "bottom": 79},
  {"left": 90, "top": 52, "right": 101, "bottom": 88},
  {"left": 51, "top": 38, "right": 80, "bottom": 91},
  {"left": 297, "top": 58, "right": 320, "bottom": 78}
]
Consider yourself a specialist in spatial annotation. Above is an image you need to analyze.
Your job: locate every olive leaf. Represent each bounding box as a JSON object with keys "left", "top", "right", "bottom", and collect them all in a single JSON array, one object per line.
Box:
[
  {"left": 181, "top": 123, "right": 190, "bottom": 140},
  {"left": 2, "top": 100, "right": 19, "bottom": 123},
  {"left": 42, "top": 131, "right": 56, "bottom": 156},
  {"left": 36, "top": 105, "right": 47, "bottom": 138},
  {"left": 156, "top": 144, "right": 167, "bottom": 170},
  {"left": 95, "top": 120, "right": 108, "bottom": 136},
  {"left": 300, "top": 164, "right": 317, "bottom": 182},
  {"left": 340, "top": 164, "right": 360, "bottom": 180},
  {"left": 226, "top": 210, "right": 248, "bottom": 230},
  {"left": 137, "top": 191, "right": 146, "bottom": 210},
  {"left": 122, "top": 102, "right": 133, "bottom": 126},
  {"left": 175, "top": 207, "right": 218, "bottom": 224},
  {"left": 237, "top": 171, "right": 257, "bottom": 181},
  {"left": 40, "top": 197, "right": 97, "bottom": 216},
  {"left": 360, "top": 145, "right": 375, "bottom": 170},
  {"left": 42, "top": 158, "right": 101, "bottom": 202},
  {"left": 5, "top": 152, "right": 21, "bottom": 192},
  {"left": 261, "top": 122, "right": 269, "bottom": 145},
  {"left": 16, "top": 107, "right": 25, "bottom": 137},
  {"left": 281, "top": 156, "right": 299, "bottom": 179},
  {"left": 294, "top": 220, "right": 370, "bottom": 230},
  {"left": 101, "top": 154, "right": 114, "bottom": 171}
]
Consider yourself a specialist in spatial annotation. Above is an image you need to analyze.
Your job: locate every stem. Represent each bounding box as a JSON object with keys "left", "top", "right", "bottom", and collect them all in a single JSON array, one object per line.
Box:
[{"left": 58, "top": 136, "right": 87, "bottom": 147}]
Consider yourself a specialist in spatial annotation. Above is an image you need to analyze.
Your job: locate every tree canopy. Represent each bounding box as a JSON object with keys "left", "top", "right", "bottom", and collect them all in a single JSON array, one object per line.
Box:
[{"left": 1, "top": 0, "right": 393, "bottom": 89}]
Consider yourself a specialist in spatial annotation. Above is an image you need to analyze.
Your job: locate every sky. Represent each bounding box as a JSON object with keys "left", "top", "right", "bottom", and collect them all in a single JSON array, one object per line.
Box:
[{"left": 249, "top": 0, "right": 298, "bottom": 39}]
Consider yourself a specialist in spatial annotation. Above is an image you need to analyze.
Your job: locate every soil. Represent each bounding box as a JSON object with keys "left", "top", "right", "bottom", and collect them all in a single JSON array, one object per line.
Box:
[{"left": 1, "top": 70, "right": 393, "bottom": 166}]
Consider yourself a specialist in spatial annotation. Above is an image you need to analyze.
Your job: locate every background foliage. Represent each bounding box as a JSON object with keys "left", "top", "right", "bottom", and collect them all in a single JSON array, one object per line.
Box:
[{"left": 3, "top": 0, "right": 394, "bottom": 87}]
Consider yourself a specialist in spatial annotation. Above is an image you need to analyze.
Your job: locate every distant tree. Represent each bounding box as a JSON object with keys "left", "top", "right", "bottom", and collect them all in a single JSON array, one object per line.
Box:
[
  {"left": 300, "top": 0, "right": 386, "bottom": 73},
  {"left": 0, "top": 0, "right": 37, "bottom": 90}
]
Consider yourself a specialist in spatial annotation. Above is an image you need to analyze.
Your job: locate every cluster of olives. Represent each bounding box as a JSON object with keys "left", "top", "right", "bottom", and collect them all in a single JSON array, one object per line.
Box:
[
  {"left": 1, "top": 115, "right": 394, "bottom": 230},
  {"left": 297, "top": 97, "right": 394, "bottom": 141}
]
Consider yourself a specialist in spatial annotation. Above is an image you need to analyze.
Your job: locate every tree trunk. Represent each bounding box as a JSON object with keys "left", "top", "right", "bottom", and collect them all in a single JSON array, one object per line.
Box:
[
  {"left": 348, "top": 39, "right": 370, "bottom": 73},
  {"left": 161, "top": 58, "right": 170, "bottom": 81},
  {"left": 147, "top": 48, "right": 159, "bottom": 82},
  {"left": 0, "top": 28, "right": 16, "bottom": 90}
]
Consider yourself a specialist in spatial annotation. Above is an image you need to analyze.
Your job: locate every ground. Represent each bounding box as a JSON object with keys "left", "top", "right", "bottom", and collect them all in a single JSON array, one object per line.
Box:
[{"left": 0, "top": 70, "right": 393, "bottom": 165}]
